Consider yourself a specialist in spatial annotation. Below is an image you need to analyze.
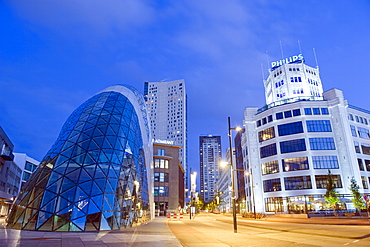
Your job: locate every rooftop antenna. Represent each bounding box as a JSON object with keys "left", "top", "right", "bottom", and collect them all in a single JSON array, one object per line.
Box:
[
  {"left": 313, "top": 48, "right": 319, "bottom": 68},
  {"left": 279, "top": 41, "right": 285, "bottom": 59},
  {"left": 265, "top": 51, "right": 270, "bottom": 69},
  {"left": 298, "top": 40, "right": 302, "bottom": 54},
  {"left": 261, "top": 63, "right": 265, "bottom": 80}
]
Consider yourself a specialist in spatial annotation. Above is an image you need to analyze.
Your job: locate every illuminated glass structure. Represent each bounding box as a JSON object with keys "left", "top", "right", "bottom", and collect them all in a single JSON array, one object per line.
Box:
[{"left": 6, "top": 85, "right": 153, "bottom": 231}]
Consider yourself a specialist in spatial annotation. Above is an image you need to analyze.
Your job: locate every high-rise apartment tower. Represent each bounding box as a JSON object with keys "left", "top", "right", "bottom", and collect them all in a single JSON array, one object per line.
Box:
[
  {"left": 199, "top": 135, "right": 222, "bottom": 203},
  {"left": 144, "top": 80, "right": 187, "bottom": 183}
]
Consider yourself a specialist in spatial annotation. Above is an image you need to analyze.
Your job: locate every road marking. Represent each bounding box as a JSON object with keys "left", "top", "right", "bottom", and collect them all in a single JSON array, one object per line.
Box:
[
  {"left": 343, "top": 243, "right": 349, "bottom": 245},
  {"left": 353, "top": 240, "right": 359, "bottom": 242}
]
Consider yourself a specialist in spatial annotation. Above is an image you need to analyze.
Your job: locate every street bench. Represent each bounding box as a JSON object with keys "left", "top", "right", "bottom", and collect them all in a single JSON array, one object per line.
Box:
[{"left": 344, "top": 213, "right": 355, "bottom": 217}]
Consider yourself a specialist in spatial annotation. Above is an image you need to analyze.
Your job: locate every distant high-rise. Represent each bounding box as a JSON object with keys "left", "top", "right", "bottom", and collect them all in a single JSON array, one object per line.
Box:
[
  {"left": 199, "top": 135, "right": 222, "bottom": 203},
  {"left": 144, "top": 80, "right": 187, "bottom": 183}
]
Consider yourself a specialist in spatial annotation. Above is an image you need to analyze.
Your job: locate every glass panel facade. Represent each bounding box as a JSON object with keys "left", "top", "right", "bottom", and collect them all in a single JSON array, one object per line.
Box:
[
  {"left": 312, "top": 156, "right": 339, "bottom": 169},
  {"left": 282, "top": 157, "right": 309, "bottom": 172},
  {"left": 280, "top": 139, "right": 306, "bottom": 154},
  {"left": 263, "top": 178, "right": 281, "bottom": 192},
  {"left": 309, "top": 138, "right": 335, "bottom": 150},
  {"left": 261, "top": 160, "right": 279, "bottom": 175},
  {"left": 260, "top": 143, "right": 277, "bottom": 158},
  {"left": 358, "top": 127, "right": 370, "bottom": 139},
  {"left": 315, "top": 175, "right": 342, "bottom": 188},
  {"left": 6, "top": 87, "right": 151, "bottom": 232},
  {"left": 258, "top": 127, "right": 275, "bottom": 142},
  {"left": 278, "top": 121, "right": 303, "bottom": 136},
  {"left": 306, "top": 120, "right": 332, "bottom": 132},
  {"left": 284, "top": 176, "right": 312, "bottom": 190}
]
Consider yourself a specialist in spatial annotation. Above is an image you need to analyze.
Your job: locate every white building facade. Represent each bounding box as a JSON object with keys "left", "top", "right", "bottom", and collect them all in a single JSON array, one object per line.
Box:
[
  {"left": 242, "top": 54, "right": 370, "bottom": 214},
  {"left": 199, "top": 135, "right": 222, "bottom": 203},
  {"left": 144, "top": 80, "right": 187, "bottom": 184},
  {"left": 13, "top": 153, "right": 40, "bottom": 190}
]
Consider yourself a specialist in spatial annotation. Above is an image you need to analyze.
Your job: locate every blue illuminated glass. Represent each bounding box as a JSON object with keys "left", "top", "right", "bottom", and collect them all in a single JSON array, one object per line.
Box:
[
  {"left": 312, "top": 108, "right": 320, "bottom": 115},
  {"left": 284, "top": 176, "right": 312, "bottom": 190},
  {"left": 292, "top": 109, "right": 301, "bottom": 116},
  {"left": 312, "top": 156, "right": 339, "bottom": 169},
  {"left": 263, "top": 178, "right": 281, "bottom": 192},
  {"left": 309, "top": 137, "right": 335, "bottom": 150},
  {"left": 260, "top": 143, "right": 277, "bottom": 158},
  {"left": 278, "top": 121, "right": 303, "bottom": 136},
  {"left": 306, "top": 120, "right": 332, "bottom": 132},
  {"left": 284, "top": 111, "right": 292, "bottom": 118},
  {"left": 304, "top": 108, "right": 312, "bottom": 115},
  {"left": 276, "top": 112, "right": 283, "bottom": 120},
  {"left": 280, "top": 139, "right": 306, "bottom": 153},
  {"left": 321, "top": 108, "right": 329, "bottom": 115}
]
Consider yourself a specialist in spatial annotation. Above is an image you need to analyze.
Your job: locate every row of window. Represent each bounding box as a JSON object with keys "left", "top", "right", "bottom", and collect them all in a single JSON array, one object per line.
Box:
[
  {"left": 349, "top": 114, "right": 369, "bottom": 125},
  {"left": 275, "top": 80, "right": 284, "bottom": 88},
  {"left": 261, "top": 137, "right": 336, "bottom": 158},
  {"left": 259, "top": 120, "right": 332, "bottom": 142},
  {"left": 354, "top": 142, "right": 370, "bottom": 155},
  {"left": 257, "top": 108, "right": 329, "bottom": 128},
  {"left": 154, "top": 186, "right": 169, "bottom": 196},
  {"left": 154, "top": 172, "right": 169, "bottom": 182},
  {"left": 351, "top": 125, "right": 370, "bottom": 139},
  {"left": 154, "top": 158, "right": 169, "bottom": 169},
  {"left": 262, "top": 156, "right": 339, "bottom": 175},
  {"left": 263, "top": 175, "right": 342, "bottom": 192}
]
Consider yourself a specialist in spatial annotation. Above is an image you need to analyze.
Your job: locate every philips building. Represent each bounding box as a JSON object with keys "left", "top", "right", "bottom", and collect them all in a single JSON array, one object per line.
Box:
[
  {"left": 6, "top": 85, "right": 153, "bottom": 231},
  {"left": 241, "top": 54, "right": 370, "bottom": 214}
]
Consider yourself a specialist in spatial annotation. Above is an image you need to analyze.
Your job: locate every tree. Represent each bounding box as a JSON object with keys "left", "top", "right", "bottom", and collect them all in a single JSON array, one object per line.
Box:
[
  {"left": 324, "top": 170, "right": 340, "bottom": 216},
  {"left": 349, "top": 177, "right": 366, "bottom": 215}
]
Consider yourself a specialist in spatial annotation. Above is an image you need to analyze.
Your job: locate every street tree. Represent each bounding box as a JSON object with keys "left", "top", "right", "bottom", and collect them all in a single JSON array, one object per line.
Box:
[
  {"left": 324, "top": 170, "right": 340, "bottom": 216},
  {"left": 349, "top": 177, "right": 365, "bottom": 215}
]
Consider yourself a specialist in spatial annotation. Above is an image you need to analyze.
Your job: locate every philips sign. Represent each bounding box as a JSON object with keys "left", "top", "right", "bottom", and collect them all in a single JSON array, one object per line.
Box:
[{"left": 271, "top": 54, "right": 304, "bottom": 69}]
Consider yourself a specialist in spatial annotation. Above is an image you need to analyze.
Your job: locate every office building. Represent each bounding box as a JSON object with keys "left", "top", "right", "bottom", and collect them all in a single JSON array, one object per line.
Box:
[
  {"left": 199, "top": 135, "right": 222, "bottom": 203},
  {"left": 14, "top": 153, "right": 40, "bottom": 189},
  {"left": 241, "top": 54, "right": 370, "bottom": 214},
  {"left": 144, "top": 80, "right": 187, "bottom": 186},
  {"left": 0, "top": 127, "right": 22, "bottom": 216},
  {"left": 153, "top": 142, "right": 184, "bottom": 215},
  {"left": 6, "top": 85, "right": 153, "bottom": 231}
]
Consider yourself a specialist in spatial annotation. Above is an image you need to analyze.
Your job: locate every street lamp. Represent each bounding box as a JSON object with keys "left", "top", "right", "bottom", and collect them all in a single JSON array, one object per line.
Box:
[{"left": 221, "top": 117, "right": 243, "bottom": 233}]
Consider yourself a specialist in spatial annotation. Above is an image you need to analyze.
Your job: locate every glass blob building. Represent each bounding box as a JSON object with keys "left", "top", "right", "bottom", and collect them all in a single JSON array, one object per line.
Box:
[{"left": 6, "top": 85, "right": 153, "bottom": 231}]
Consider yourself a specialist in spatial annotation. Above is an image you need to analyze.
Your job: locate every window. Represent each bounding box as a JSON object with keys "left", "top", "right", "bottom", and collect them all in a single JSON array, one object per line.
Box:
[
  {"left": 321, "top": 108, "right": 329, "bottom": 115},
  {"left": 304, "top": 108, "right": 312, "bottom": 115},
  {"left": 358, "top": 127, "right": 370, "bottom": 139},
  {"left": 293, "top": 109, "right": 301, "bottom": 116},
  {"left": 154, "top": 159, "right": 169, "bottom": 168},
  {"left": 256, "top": 120, "right": 261, "bottom": 127},
  {"left": 154, "top": 186, "right": 169, "bottom": 196},
  {"left": 365, "top": 160, "right": 370, "bottom": 171},
  {"left": 262, "top": 118, "right": 267, "bottom": 125},
  {"left": 306, "top": 120, "right": 332, "bottom": 132},
  {"left": 280, "top": 139, "right": 306, "bottom": 153},
  {"left": 268, "top": 115, "right": 273, "bottom": 123},
  {"left": 276, "top": 112, "right": 283, "bottom": 120},
  {"left": 258, "top": 127, "right": 275, "bottom": 142},
  {"left": 315, "top": 175, "right": 342, "bottom": 189},
  {"left": 284, "top": 111, "right": 292, "bottom": 118},
  {"left": 25, "top": 162, "right": 37, "bottom": 172},
  {"left": 309, "top": 138, "right": 335, "bottom": 150},
  {"left": 355, "top": 116, "right": 360, "bottom": 122},
  {"left": 262, "top": 160, "right": 279, "bottom": 175},
  {"left": 263, "top": 178, "right": 281, "bottom": 192},
  {"left": 260, "top": 143, "right": 277, "bottom": 158},
  {"left": 22, "top": 172, "right": 31, "bottom": 181},
  {"left": 362, "top": 176, "right": 368, "bottom": 189},
  {"left": 361, "top": 143, "right": 370, "bottom": 155},
  {"left": 349, "top": 114, "right": 354, "bottom": 121},
  {"left": 158, "top": 149, "right": 165, "bottom": 156},
  {"left": 312, "top": 156, "right": 339, "bottom": 169},
  {"left": 350, "top": 125, "right": 357, "bottom": 137},
  {"left": 154, "top": 172, "right": 169, "bottom": 182},
  {"left": 354, "top": 141, "right": 361, "bottom": 153},
  {"left": 312, "top": 108, "right": 320, "bottom": 115},
  {"left": 278, "top": 121, "right": 303, "bottom": 136},
  {"left": 358, "top": 159, "right": 364, "bottom": 171},
  {"left": 284, "top": 176, "right": 312, "bottom": 190},
  {"left": 282, "top": 157, "right": 309, "bottom": 171}
]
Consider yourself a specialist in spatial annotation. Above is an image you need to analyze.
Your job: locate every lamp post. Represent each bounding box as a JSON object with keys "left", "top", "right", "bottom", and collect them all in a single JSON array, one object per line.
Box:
[{"left": 227, "top": 117, "right": 242, "bottom": 233}]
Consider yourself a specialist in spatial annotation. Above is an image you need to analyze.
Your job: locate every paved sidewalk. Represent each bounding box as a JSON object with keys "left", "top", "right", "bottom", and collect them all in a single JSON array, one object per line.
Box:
[{"left": 0, "top": 217, "right": 182, "bottom": 247}]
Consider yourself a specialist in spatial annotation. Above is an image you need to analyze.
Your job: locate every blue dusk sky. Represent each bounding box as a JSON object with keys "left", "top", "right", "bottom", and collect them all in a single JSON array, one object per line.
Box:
[{"left": 1, "top": 1, "right": 370, "bottom": 174}]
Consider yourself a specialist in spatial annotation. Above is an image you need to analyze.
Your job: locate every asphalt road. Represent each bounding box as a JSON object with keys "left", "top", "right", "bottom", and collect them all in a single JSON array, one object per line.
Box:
[{"left": 168, "top": 213, "right": 370, "bottom": 247}]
